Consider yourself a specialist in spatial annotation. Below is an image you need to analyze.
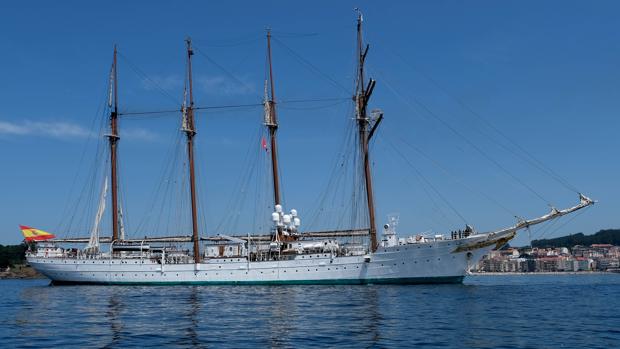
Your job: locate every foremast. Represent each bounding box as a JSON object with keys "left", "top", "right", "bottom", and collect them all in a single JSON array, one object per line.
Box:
[
  {"left": 354, "top": 10, "right": 381, "bottom": 252},
  {"left": 109, "top": 45, "right": 120, "bottom": 242},
  {"left": 182, "top": 38, "right": 201, "bottom": 264}
]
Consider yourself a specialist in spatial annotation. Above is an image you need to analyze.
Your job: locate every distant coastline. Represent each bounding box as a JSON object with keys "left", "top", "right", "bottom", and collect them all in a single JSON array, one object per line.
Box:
[
  {"left": 471, "top": 271, "right": 616, "bottom": 276},
  {"left": 0, "top": 264, "right": 44, "bottom": 279}
]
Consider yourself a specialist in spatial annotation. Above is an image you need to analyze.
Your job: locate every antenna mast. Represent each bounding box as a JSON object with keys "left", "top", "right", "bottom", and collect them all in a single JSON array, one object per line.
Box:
[
  {"left": 109, "top": 45, "right": 120, "bottom": 242},
  {"left": 184, "top": 38, "right": 201, "bottom": 264},
  {"left": 354, "top": 10, "right": 379, "bottom": 252}
]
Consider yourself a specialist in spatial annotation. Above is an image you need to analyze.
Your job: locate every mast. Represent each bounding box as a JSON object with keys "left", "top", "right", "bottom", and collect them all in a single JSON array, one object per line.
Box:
[
  {"left": 265, "top": 29, "right": 281, "bottom": 209},
  {"left": 354, "top": 10, "right": 379, "bottom": 252},
  {"left": 183, "top": 38, "right": 201, "bottom": 264},
  {"left": 109, "top": 45, "right": 120, "bottom": 242}
]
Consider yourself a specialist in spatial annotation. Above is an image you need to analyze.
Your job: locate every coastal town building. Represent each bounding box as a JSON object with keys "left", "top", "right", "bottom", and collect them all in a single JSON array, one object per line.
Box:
[{"left": 476, "top": 244, "right": 620, "bottom": 273}]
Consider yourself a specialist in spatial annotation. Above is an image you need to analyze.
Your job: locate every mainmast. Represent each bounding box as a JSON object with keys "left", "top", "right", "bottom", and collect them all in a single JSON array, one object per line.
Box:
[
  {"left": 354, "top": 10, "right": 380, "bottom": 252},
  {"left": 265, "top": 29, "right": 281, "bottom": 209},
  {"left": 109, "top": 45, "right": 120, "bottom": 242},
  {"left": 183, "top": 38, "right": 201, "bottom": 264}
]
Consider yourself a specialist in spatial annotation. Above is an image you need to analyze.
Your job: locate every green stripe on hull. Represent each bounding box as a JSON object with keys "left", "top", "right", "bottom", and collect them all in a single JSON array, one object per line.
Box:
[{"left": 51, "top": 276, "right": 464, "bottom": 286}]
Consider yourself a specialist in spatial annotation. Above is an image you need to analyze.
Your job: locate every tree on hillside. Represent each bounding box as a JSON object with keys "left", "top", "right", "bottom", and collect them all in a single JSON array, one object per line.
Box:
[{"left": 0, "top": 244, "right": 27, "bottom": 268}]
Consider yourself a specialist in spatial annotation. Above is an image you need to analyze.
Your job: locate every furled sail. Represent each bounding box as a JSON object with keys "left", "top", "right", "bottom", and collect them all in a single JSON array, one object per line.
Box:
[
  {"left": 86, "top": 176, "right": 108, "bottom": 252},
  {"left": 263, "top": 79, "right": 273, "bottom": 125},
  {"left": 119, "top": 203, "right": 126, "bottom": 241}
]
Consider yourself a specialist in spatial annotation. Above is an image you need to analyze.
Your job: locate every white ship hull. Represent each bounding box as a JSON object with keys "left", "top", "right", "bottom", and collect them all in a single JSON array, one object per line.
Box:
[{"left": 27, "top": 233, "right": 508, "bottom": 285}]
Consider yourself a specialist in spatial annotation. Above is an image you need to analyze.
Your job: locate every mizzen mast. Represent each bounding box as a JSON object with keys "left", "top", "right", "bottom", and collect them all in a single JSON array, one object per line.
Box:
[
  {"left": 354, "top": 10, "right": 380, "bottom": 252},
  {"left": 183, "top": 38, "right": 201, "bottom": 263},
  {"left": 109, "top": 45, "right": 120, "bottom": 242},
  {"left": 265, "top": 29, "right": 282, "bottom": 209}
]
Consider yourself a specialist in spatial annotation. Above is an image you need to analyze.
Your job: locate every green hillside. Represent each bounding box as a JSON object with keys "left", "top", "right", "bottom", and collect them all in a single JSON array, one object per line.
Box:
[
  {"left": 0, "top": 244, "right": 27, "bottom": 268},
  {"left": 532, "top": 229, "right": 620, "bottom": 248}
]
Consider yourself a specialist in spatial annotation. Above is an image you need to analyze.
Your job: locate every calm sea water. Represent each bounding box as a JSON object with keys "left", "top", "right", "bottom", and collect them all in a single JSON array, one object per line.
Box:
[{"left": 1, "top": 274, "right": 619, "bottom": 348}]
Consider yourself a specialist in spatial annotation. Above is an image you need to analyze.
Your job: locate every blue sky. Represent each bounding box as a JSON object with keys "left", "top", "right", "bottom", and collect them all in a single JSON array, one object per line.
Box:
[{"left": 1, "top": 1, "right": 618, "bottom": 246}]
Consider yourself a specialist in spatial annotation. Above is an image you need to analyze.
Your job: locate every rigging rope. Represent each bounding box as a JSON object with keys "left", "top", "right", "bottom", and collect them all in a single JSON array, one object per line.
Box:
[
  {"left": 119, "top": 99, "right": 349, "bottom": 118},
  {"left": 193, "top": 45, "right": 263, "bottom": 101},
  {"left": 117, "top": 51, "right": 181, "bottom": 106},
  {"left": 390, "top": 132, "right": 519, "bottom": 217},
  {"left": 371, "top": 66, "right": 553, "bottom": 207},
  {"left": 271, "top": 37, "right": 351, "bottom": 95},
  {"left": 535, "top": 205, "right": 591, "bottom": 242},
  {"left": 390, "top": 51, "right": 581, "bottom": 194},
  {"left": 386, "top": 139, "right": 469, "bottom": 225}
]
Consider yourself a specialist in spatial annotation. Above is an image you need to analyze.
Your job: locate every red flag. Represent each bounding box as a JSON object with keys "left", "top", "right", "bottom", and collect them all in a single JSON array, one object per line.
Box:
[{"left": 261, "top": 137, "right": 268, "bottom": 151}]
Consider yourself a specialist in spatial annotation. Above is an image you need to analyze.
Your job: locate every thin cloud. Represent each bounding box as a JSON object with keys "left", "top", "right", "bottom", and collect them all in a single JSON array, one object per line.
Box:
[
  {"left": 141, "top": 74, "right": 183, "bottom": 91},
  {"left": 0, "top": 120, "right": 158, "bottom": 142},
  {"left": 0, "top": 120, "right": 91, "bottom": 138},
  {"left": 197, "top": 75, "right": 256, "bottom": 96},
  {"left": 123, "top": 127, "right": 158, "bottom": 142}
]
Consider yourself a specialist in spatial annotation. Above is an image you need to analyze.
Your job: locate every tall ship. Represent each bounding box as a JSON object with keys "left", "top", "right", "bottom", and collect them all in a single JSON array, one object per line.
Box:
[{"left": 24, "top": 12, "right": 593, "bottom": 285}]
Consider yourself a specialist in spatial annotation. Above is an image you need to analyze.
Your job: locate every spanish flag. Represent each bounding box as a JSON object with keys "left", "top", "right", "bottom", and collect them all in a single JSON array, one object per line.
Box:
[{"left": 20, "top": 225, "right": 56, "bottom": 242}]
